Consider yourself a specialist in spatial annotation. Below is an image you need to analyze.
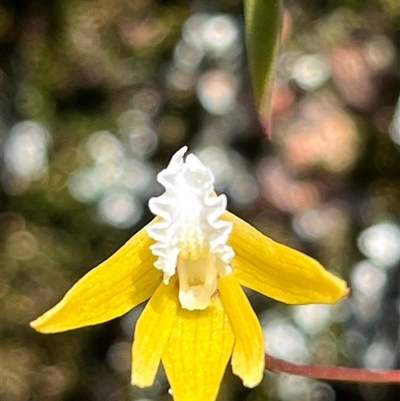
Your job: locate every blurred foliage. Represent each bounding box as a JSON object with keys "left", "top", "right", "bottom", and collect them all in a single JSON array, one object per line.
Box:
[
  {"left": 244, "top": 0, "right": 281, "bottom": 122},
  {"left": 1, "top": 1, "right": 399, "bottom": 401}
]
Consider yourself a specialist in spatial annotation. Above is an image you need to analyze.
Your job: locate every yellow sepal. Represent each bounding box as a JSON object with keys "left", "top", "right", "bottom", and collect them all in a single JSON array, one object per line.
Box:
[
  {"left": 224, "top": 211, "right": 348, "bottom": 305},
  {"left": 219, "top": 276, "right": 264, "bottom": 388},
  {"left": 30, "top": 221, "right": 162, "bottom": 333},
  {"left": 131, "top": 276, "right": 179, "bottom": 388},
  {"left": 162, "top": 295, "right": 234, "bottom": 401}
]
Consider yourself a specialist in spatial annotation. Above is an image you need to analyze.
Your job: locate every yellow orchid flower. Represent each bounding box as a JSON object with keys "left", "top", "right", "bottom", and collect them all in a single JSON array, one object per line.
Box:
[{"left": 30, "top": 146, "right": 348, "bottom": 401}]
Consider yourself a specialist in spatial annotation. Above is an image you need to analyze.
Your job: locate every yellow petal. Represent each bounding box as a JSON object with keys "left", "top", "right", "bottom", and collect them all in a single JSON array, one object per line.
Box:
[
  {"left": 162, "top": 295, "right": 234, "bottom": 401},
  {"left": 224, "top": 211, "right": 348, "bottom": 304},
  {"left": 131, "top": 276, "right": 179, "bottom": 388},
  {"left": 30, "top": 221, "right": 162, "bottom": 333},
  {"left": 218, "top": 276, "right": 264, "bottom": 388}
]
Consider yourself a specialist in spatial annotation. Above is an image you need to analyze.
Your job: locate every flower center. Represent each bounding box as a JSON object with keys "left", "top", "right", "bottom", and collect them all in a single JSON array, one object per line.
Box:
[{"left": 147, "top": 147, "right": 234, "bottom": 310}]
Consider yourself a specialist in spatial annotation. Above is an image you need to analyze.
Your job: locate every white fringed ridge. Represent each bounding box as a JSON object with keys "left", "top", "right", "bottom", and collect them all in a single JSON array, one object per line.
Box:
[{"left": 147, "top": 146, "right": 234, "bottom": 310}]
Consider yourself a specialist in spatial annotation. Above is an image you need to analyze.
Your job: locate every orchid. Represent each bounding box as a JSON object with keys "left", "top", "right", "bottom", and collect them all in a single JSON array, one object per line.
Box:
[{"left": 30, "top": 147, "right": 348, "bottom": 401}]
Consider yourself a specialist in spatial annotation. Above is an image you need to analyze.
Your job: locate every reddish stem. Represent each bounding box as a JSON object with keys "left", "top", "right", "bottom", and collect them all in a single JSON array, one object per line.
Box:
[{"left": 265, "top": 354, "right": 400, "bottom": 383}]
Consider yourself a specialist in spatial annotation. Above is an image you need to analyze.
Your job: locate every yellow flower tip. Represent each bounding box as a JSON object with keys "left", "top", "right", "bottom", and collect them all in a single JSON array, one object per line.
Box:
[
  {"left": 233, "top": 356, "right": 264, "bottom": 388},
  {"left": 242, "top": 376, "right": 263, "bottom": 389},
  {"left": 326, "top": 274, "right": 349, "bottom": 304},
  {"left": 29, "top": 315, "right": 56, "bottom": 334},
  {"left": 130, "top": 372, "right": 153, "bottom": 388},
  {"left": 29, "top": 313, "right": 71, "bottom": 334},
  {"left": 29, "top": 319, "right": 38, "bottom": 330}
]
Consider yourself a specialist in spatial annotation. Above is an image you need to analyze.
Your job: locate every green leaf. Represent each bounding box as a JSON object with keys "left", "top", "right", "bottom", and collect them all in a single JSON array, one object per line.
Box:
[{"left": 244, "top": 0, "right": 282, "bottom": 129}]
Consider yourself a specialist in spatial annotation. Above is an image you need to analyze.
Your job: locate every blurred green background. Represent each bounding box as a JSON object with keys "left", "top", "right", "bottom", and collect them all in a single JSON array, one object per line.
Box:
[{"left": 1, "top": 0, "right": 399, "bottom": 400}]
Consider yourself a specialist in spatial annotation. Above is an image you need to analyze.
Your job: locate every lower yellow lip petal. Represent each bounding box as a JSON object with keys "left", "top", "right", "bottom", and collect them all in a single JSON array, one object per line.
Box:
[
  {"left": 218, "top": 275, "right": 265, "bottom": 388},
  {"left": 162, "top": 295, "right": 234, "bottom": 401},
  {"left": 131, "top": 276, "right": 179, "bottom": 388},
  {"left": 30, "top": 221, "right": 162, "bottom": 333},
  {"left": 224, "top": 211, "right": 348, "bottom": 305}
]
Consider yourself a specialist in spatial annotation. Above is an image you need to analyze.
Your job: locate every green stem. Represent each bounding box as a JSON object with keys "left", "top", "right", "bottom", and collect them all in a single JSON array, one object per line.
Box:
[{"left": 265, "top": 354, "right": 400, "bottom": 383}]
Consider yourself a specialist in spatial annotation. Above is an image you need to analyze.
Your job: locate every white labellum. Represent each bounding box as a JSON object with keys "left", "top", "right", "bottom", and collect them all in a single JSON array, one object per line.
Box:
[{"left": 147, "top": 146, "right": 234, "bottom": 310}]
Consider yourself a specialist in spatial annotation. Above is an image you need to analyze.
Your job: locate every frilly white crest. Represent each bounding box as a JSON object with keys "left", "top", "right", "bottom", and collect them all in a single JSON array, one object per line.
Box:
[{"left": 147, "top": 146, "right": 234, "bottom": 310}]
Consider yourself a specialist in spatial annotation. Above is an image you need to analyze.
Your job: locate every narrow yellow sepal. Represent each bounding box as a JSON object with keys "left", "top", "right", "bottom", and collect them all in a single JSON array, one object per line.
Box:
[
  {"left": 219, "top": 276, "right": 265, "bottom": 388},
  {"left": 131, "top": 276, "right": 179, "bottom": 388},
  {"left": 30, "top": 222, "right": 162, "bottom": 333},
  {"left": 224, "top": 211, "right": 349, "bottom": 305},
  {"left": 162, "top": 295, "right": 234, "bottom": 401}
]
